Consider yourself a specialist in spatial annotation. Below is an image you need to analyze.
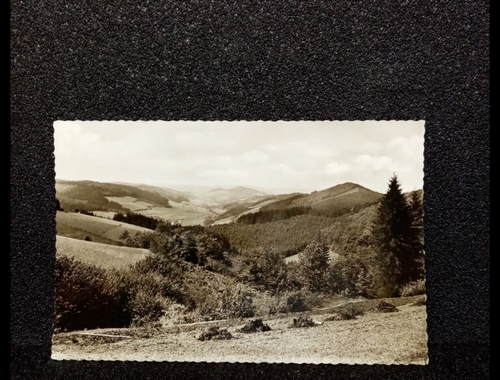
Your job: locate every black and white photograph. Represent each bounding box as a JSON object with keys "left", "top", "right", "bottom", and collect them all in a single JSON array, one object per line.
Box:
[{"left": 51, "top": 120, "right": 426, "bottom": 364}]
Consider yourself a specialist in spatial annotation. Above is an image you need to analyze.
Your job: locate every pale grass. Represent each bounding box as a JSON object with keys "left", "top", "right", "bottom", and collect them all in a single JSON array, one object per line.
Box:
[
  {"left": 56, "top": 211, "right": 151, "bottom": 242},
  {"left": 56, "top": 235, "right": 150, "bottom": 270},
  {"left": 52, "top": 304, "right": 427, "bottom": 364}
]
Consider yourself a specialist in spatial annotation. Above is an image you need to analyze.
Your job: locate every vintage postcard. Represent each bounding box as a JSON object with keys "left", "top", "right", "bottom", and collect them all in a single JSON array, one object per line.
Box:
[{"left": 51, "top": 120, "right": 427, "bottom": 364}]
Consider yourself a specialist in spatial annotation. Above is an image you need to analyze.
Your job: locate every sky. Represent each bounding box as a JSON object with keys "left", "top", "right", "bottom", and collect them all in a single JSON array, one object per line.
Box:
[{"left": 53, "top": 120, "right": 425, "bottom": 194}]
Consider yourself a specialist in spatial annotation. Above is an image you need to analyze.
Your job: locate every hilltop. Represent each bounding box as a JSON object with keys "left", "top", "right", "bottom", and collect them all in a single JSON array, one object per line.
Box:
[
  {"left": 260, "top": 182, "right": 382, "bottom": 215},
  {"left": 55, "top": 179, "right": 389, "bottom": 231},
  {"left": 56, "top": 180, "right": 174, "bottom": 213}
]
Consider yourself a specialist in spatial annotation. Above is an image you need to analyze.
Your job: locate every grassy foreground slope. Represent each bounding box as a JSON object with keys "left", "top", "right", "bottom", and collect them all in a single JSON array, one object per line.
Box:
[
  {"left": 56, "top": 235, "right": 150, "bottom": 270},
  {"left": 52, "top": 302, "right": 427, "bottom": 364},
  {"left": 56, "top": 211, "right": 152, "bottom": 244}
]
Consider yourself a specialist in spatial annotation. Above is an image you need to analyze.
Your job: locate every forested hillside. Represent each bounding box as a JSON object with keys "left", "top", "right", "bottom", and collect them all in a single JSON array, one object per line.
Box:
[{"left": 56, "top": 180, "right": 173, "bottom": 212}]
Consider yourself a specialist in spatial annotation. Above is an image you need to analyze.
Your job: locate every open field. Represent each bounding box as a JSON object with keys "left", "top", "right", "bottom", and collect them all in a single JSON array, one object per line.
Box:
[
  {"left": 56, "top": 235, "right": 150, "bottom": 270},
  {"left": 56, "top": 211, "right": 152, "bottom": 243},
  {"left": 52, "top": 302, "right": 427, "bottom": 364},
  {"left": 105, "top": 197, "right": 212, "bottom": 226}
]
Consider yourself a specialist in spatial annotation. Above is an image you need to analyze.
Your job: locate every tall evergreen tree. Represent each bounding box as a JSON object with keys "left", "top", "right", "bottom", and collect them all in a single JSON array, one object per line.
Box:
[
  {"left": 408, "top": 190, "right": 425, "bottom": 281},
  {"left": 372, "top": 174, "right": 421, "bottom": 295}
]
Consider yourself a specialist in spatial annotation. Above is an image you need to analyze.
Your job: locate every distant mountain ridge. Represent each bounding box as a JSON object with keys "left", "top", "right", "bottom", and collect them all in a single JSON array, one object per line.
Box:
[
  {"left": 55, "top": 179, "right": 387, "bottom": 226},
  {"left": 259, "top": 182, "right": 382, "bottom": 216},
  {"left": 203, "top": 186, "right": 268, "bottom": 204}
]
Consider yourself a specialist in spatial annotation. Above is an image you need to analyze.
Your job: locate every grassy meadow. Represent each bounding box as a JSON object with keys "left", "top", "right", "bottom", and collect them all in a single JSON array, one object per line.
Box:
[
  {"left": 56, "top": 211, "right": 152, "bottom": 244},
  {"left": 52, "top": 299, "right": 427, "bottom": 364},
  {"left": 56, "top": 235, "right": 150, "bottom": 270}
]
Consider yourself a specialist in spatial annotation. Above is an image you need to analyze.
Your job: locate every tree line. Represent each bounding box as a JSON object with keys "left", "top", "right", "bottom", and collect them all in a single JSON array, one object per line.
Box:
[
  {"left": 236, "top": 206, "right": 312, "bottom": 225},
  {"left": 113, "top": 212, "right": 160, "bottom": 230}
]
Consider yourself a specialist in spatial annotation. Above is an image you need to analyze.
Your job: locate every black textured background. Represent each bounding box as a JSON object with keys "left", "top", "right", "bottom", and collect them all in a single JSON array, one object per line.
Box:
[{"left": 11, "top": 1, "right": 489, "bottom": 379}]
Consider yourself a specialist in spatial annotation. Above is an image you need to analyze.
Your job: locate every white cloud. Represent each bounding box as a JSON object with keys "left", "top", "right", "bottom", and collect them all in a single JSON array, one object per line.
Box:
[
  {"left": 325, "top": 162, "right": 351, "bottom": 174},
  {"left": 353, "top": 154, "right": 394, "bottom": 171},
  {"left": 53, "top": 120, "right": 425, "bottom": 193}
]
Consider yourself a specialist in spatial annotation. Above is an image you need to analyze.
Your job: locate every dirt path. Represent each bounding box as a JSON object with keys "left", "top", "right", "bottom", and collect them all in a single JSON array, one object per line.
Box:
[{"left": 52, "top": 304, "right": 427, "bottom": 364}]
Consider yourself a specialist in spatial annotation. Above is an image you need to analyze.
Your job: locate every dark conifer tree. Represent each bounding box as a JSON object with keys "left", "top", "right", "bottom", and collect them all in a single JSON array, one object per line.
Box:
[{"left": 372, "top": 174, "right": 422, "bottom": 295}]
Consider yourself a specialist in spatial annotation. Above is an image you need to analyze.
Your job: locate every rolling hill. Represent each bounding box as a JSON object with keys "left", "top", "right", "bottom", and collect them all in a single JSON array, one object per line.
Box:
[
  {"left": 131, "top": 184, "right": 191, "bottom": 203},
  {"left": 204, "top": 186, "right": 269, "bottom": 204},
  {"left": 55, "top": 180, "right": 174, "bottom": 213},
  {"left": 55, "top": 180, "right": 385, "bottom": 228},
  {"left": 56, "top": 235, "right": 150, "bottom": 270},
  {"left": 260, "top": 182, "right": 382, "bottom": 216},
  {"left": 56, "top": 211, "right": 153, "bottom": 245}
]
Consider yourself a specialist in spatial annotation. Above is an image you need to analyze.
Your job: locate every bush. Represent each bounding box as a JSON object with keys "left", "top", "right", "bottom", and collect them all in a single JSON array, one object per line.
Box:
[
  {"left": 197, "top": 327, "right": 233, "bottom": 341},
  {"left": 128, "top": 290, "right": 165, "bottom": 327},
  {"left": 400, "top": 279, "right": 426, "bottom": 297},
  {"left": 109, "top": 256, "right": 187, "bottom": 326},
  {"left": 54, "top": 256, "right": 119, "bottom": 331},
  {"left": 238, "top": 319, "right": 271, "bottom": 333},
  {"left": 376, "top": 300, "right": 399, "bottom": 313},
  {"left": 283, "top": 291, "right": 309, "bottom": 312},
  {"left": 289, "top": 316, "right": 318, "bottom": 328},
  {"left": 327, "top": 255, "right": 373, "bottom": 298},
  {"left": 337, "top": 305, "right": 364, "bottom": 320}
]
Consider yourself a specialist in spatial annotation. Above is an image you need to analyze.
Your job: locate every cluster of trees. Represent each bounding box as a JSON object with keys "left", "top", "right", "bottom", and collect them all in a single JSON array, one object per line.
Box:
[
  {"left": 209, "top": 214, "right": 337, "bottom": 254},
  {"left": 236, "top": 206, "right": 312, "bottom": 225},
  {"left": 75, "top": 209, "right": 94, "bottom": 216},
  {"left": 113, "top": 212, "right": 160, "bottom": 230},
  {"left": 119, "top": 221, "right": 236, "bottom": 274},
  {"left": 54, "top": 174, "right": 425, "bottom": 333},
  {"left": 234, "top": 174, "right": 424, "bottom": 299},
  {"left": 306, "top": 201, "right": 379, "bottom": 219},
  {"left": 236, "top": 238, "right": 372, "bottom": 298}
]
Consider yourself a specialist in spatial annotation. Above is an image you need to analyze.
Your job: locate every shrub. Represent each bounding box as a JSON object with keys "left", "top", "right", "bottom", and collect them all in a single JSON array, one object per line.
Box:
[
  {"left": 289, "top": 316, "right": 318, "bottom": 328},
  {"left": 238, "top": 319, "right": 271, "bottom": 333},
  {"left": 54, "top": 256, "right": 118, "bottom": 331},
  {"left": 283, "top": 291, "right": 309, "bottom": 312},
  {"left": 128, "top": 290, "right": 165, "bottom": 327},
  {"left": 337, "top": 305, "right": 364, "bottom": 320},
  {"left": 252, "top": 290, "right": 313, "bottom": 316},
  {"left": 109, "top": 256, "right": 187, "bottom": 326},
  {"left": 197, "top": 327, "right": 232, "bottom": 341},
  {"left": 327, "top": 255, "right": 373, "bottom": 298},
  {"left": 400, "top": 279, "right": 426, "bottom": 297},
  {"left": 323, "top": 305, "right": 364, "bottom": 322},
  {"left": 220, "top": 284, "right": 255, "bottom": 318},
  {"left": 376, "top": 300, "right": 399, "bottom": 313}
]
